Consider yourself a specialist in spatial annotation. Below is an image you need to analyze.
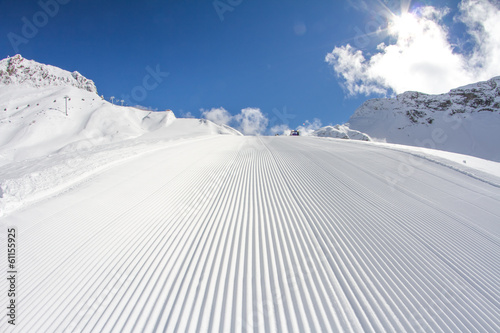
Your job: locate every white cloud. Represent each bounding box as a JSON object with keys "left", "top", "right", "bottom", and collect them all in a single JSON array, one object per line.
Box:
[
  {"left": 326, "top": 44, "right": 388, "bottom": 96},
  {"left": 200, "top": 107, "right": 232, "bottom": 125},
  {"left": 326, "top": 0, "right": 500, "bottom": 96},
  {"left": 297, "top": 119, "right": 322, "bottom": 136},
  {"left": 201, "top": 107, "right": 270, "bottom": 135},
  {"left": 270, "top": 124, "right": 291, "bottom": 135},
  {"left": 180, "top": 110, "right": 195, "bottom": 118},
  {"left": 234, "top": 108, "right": 269, "bottom": 136},
  {"left": 459, "top": 0, "right": 500, "bottom": 78}
]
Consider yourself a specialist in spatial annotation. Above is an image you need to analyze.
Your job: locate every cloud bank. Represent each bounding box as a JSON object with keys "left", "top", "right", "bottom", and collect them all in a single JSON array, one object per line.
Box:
[
  {"left": 270, "top": 124, "right": 292, "bottom": 136},
  {"left": 234, "top": 108, "right": 269, "bottom": 136},
  {"left": 297, "top": 119, "right": 323, "bottom": 136},
  {"left": 200, "top": 107, "right": 233, "bottom": 126},
  {"left": 326, "top": 0, "right": 500, "bottom": 96},
  {"left": 201, "top": 108, "right": 319, "bottom": 136},
  {"left": 201, "top": 107, "right": 269, "bottom": 135}
]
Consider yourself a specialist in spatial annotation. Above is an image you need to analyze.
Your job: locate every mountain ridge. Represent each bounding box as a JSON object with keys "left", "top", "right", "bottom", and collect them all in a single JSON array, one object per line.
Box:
[
  {"left": 348, "top": 76, "right": 500, "bottom": 162},
  {"left": 0, "top": 55, "right": 241, "bottom": 166},
  {"left": 0, "top": 54, "right": 98, "bottom": 93}
]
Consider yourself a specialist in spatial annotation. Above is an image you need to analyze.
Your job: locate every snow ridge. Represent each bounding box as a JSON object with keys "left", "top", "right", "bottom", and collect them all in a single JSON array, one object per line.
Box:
[{"left": 0, "top": 54, "right": 97, "bottom": 93}]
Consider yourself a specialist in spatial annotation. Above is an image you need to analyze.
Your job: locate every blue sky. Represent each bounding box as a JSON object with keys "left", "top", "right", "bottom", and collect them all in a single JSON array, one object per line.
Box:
[{"left": 1, "top": 0, "right": 499, "bottom": 134}]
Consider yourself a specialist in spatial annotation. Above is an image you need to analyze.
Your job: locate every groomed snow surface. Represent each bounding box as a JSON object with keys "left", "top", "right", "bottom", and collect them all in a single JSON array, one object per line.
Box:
[{"left": 1, "top": 135, "right": 499, "bottom": 332}]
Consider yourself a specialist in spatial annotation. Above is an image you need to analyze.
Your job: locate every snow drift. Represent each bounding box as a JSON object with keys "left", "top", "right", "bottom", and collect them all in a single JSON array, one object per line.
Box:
[{"left": 312, "top": 124, "right": 371, "bottom": 141}]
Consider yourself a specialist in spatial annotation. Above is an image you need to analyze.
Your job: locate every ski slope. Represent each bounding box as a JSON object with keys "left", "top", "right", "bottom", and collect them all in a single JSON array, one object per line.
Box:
[{"left": 1, "top": 136, "right": 499, "bottom": 332}]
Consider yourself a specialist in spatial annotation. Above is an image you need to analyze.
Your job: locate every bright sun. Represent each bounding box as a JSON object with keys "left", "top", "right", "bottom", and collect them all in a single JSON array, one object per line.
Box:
[{"left": 389, "top": 12, "right": 420, "bottom": 38}]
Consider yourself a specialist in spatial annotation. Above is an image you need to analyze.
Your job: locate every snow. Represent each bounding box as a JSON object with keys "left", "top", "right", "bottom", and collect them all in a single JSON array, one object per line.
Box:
[
  {"left": 0, "top": 84, "right": 243, "bottom": 216},
  {"left": 314, "top": 136, "right": 500, "bottom": 186},
  {"left": 0, "top": 56, "right": 241, "bottom": 215},
  {"left": 0, "top": 54, "right": 97, "bottom": 93},
  {"left": 1, "top": 56, "right": 499, "bottom": 332},
  {"left": 0, "top": 112, "right": 242, "bottom": 217},
  {"left": 1, "top": 136, "right": 499, "bottom": 332},
  {"left": 348, "top": 76, "right": 500, "bottom": 162},
  {"left": 0, "top": 84, "right": 177, "bottom": 165},
  {"left": 312, "top": 124, "right": 371, "bottom": 141}
]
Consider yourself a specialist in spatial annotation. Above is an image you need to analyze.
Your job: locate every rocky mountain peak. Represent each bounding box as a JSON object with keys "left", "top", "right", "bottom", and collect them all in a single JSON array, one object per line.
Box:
[
  {"left": 351, "top": 76, "right": 500, "bottom": 125},
  {"left": 0, "top": 54, "right": 98, "bottom": 93},
  {"left": 348, "top": 76, "right": 500, "bottom": 162}
]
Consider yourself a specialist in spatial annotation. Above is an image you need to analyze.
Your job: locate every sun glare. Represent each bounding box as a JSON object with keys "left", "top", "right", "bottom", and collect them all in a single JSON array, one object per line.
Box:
[{"left": 389, "top": 12, "right": 420, "bottom": 38}]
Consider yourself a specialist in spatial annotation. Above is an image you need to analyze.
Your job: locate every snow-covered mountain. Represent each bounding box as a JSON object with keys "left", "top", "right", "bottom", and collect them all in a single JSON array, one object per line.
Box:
[
  {"left": 312, "top": 124, "right": 371, "bottom": 141},
  {"left": 1, "top": 57, "right": 500, "bottom": 332},
  {"left": 348, "top": 77, "right": 500, "bottom": 162},
  {"left": 0, "top": 54, "right": 97, "bottom": 93},
  {"left": 0, "top": 55, "right": 241, "bottom": 166}
]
